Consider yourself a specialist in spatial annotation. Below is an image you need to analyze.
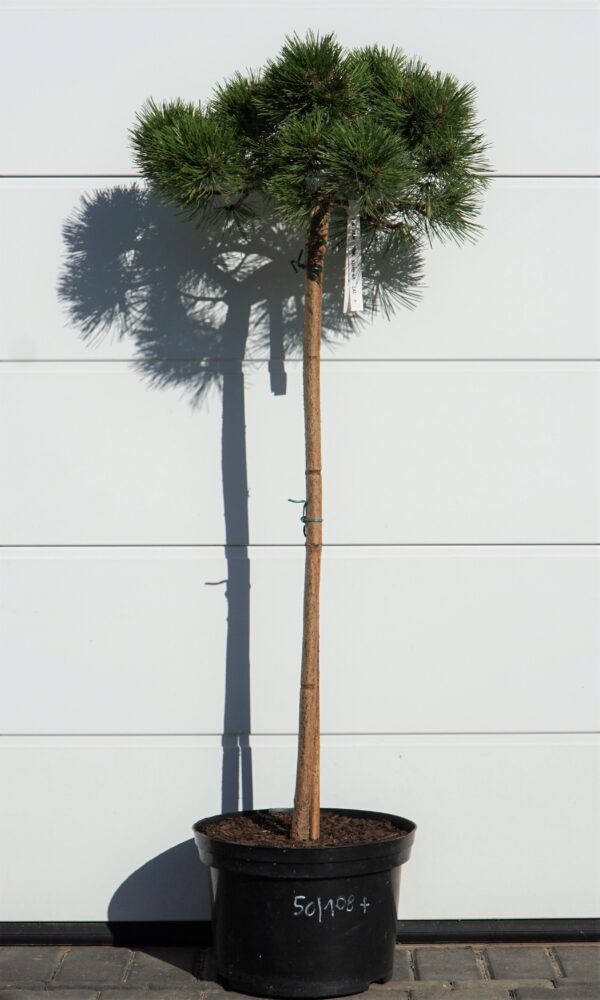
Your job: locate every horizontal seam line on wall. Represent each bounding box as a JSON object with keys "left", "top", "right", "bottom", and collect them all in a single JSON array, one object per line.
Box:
[
  {"left": 0, "top": 174, "right": 598, "bottom": 180},
  {"left": 2, "top": 358, "right": 599, "bottom": 364},
  {"left": 1, "top": 732, "right": 597, "bottom": 738},
  {"left": 1, "top": 542, "right": 598, "bottom": 548}
]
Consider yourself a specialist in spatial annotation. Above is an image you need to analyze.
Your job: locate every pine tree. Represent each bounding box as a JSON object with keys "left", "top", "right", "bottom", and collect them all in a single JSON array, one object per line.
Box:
[{"left": 130, "top": 30, "right": 491, "bottom": 843}]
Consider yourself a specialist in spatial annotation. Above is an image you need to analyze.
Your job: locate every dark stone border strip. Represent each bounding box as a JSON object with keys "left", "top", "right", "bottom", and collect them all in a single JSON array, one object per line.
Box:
[
  {"left": 397, "top": 920, "right": 600, "bottom": 944},
  {"left": 0, "top": 920, "right": 598, "bottom": 946}
]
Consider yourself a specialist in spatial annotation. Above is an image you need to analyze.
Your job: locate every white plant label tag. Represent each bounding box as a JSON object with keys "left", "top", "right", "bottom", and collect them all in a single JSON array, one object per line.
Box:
[{"left": 343, "top": 201, "right": 364, "bottom": 314}]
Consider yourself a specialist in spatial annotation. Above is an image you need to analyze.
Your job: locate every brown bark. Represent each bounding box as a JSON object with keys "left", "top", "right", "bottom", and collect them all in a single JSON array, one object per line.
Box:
[{"left": 291, "top": 206, "right": 330, "bottom": 842}]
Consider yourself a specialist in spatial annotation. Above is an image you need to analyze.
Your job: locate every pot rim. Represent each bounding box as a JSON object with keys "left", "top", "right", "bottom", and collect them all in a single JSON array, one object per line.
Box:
[{"left": 193, "top": 806, "right": 416, "bottom": 866}]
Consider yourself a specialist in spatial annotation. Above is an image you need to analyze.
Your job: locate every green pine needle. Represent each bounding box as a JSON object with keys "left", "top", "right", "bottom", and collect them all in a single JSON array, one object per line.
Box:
[{"left": 130, "top": 31, "right": 492, "bottom": 246}]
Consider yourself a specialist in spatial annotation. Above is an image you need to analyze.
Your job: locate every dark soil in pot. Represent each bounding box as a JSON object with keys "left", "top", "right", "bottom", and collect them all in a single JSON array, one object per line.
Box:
[
  {"left": 198, "top": 809, "right": 409, "bottom": 848},
  {"left": 194, "top": 807, "right": 416, "bottom": 999}
]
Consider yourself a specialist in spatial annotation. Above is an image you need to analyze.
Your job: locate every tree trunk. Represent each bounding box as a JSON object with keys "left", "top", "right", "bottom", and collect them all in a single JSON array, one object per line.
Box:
[{"left": 291, "top": 206, "right": 330, "bottom": 842}]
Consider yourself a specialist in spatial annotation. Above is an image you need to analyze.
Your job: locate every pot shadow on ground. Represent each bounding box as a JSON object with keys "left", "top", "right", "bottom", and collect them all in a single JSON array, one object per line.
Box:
[{"left": 58, "top": 185, "right": 423, "bottom": 934}]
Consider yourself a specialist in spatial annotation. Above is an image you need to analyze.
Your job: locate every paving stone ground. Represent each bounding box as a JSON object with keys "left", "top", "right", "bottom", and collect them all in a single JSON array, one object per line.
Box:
[{"left": 0, "top": 943, "right": 597, "bottom": 1000}]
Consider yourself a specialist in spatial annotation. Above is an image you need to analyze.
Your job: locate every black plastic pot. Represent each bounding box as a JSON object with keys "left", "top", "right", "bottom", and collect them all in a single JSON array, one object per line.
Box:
[{"left": 193, "top": 807, "right": 416, "bottom": 998}]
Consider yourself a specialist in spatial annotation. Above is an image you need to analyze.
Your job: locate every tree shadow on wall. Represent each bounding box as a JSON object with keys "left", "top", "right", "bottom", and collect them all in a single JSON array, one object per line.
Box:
[{"left": 58, "top": 184, "right": 424, "bottom": 924}]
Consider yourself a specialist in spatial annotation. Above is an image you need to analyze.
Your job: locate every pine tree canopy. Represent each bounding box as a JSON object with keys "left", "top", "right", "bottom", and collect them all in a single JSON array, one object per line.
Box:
[{"left": 130, "top": 30, "right": 491, "bottom": 250}]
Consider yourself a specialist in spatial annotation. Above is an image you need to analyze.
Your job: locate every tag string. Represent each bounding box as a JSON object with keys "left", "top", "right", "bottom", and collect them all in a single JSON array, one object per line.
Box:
[
  {"left": 290, "top": 248, "right": 323, "bottom": 275},
  {"left": 288, "top": 498, "right": 323, "bottom": 537}
]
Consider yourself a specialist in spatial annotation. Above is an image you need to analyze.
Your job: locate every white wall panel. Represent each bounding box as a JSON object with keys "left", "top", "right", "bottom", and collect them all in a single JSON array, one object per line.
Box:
[
  {"left": 249, "top": 362, "right": 599, "bottom": 544},
  {"left": 2, "top": 362, "right": 597, "bottom": 545},
  {"left": 2, "top": 178, "right": 598, "bottom": 362},
  {"left": 250, "top": 546, "right": 600, "bottom": 735},
  {"left": 0, "top": 548, "right": 229, "bottom": 734},
  {"left": 2, "top": 547, "right": 597, "bottom": 735},
  {"left": 1, "top": 735, "right": 597, "bottom": 920},
  {"left": 0, "top": 6, "right": 597, "bottom": 174},
  {"left": 0, "top": 737, "right": 223, "bottom": 921},
  {"left": 0, "top": 362, "right": 224, "bottom": 545}
]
